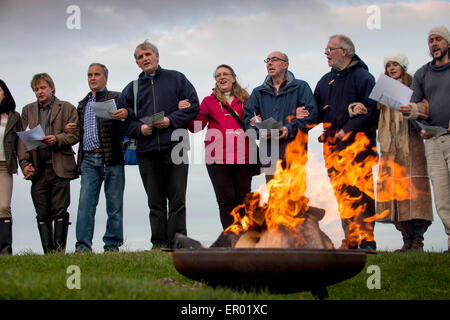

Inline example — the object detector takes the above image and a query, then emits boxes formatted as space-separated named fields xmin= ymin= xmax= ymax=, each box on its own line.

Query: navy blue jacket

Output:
xmin=314 ymin=55 xmax=378 ymax=145
xmin=244 ymin=71 xmax=318 ymax=160
xmin=117 ymin=66 xmax=200 ymax=153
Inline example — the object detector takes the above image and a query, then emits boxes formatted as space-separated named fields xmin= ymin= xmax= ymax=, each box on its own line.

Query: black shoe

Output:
xmin=0 ymin=217 xmax=12 ymax=255
xmin=359 ymin=240 xmax=377 ymax=251
xmin=104 ymin=246 xmax=119 ymax=253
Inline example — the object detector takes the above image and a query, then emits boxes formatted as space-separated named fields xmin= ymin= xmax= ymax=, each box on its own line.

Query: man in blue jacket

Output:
xmin=315 ymin=34 xmax=379 ymax=251
xmin=244 ymin=51 xmax=318 ymax=182
xmin=117 ymin=40 xmax=200 ymax=249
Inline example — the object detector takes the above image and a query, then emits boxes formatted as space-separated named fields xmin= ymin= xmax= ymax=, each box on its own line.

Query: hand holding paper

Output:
xmin=17 ymin=124 xmax=46 ymax=151
xmin=254 ymin=117 xmax=282 ymax=130
xmin=140 ymin=112 xmax=165 ymax=126
xmin=369 ymin=74 xmax=413 ymax=111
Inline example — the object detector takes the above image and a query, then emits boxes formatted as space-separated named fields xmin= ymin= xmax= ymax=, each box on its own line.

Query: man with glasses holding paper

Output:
xmin=244 ymin=51 xmax=317 ymax=182
xmin=68 ymin=63 xmax=128 ymax=253
xmin=117 ymin=40 xmax=199 ymax=249
xmin=18 ymin=73 xmax=79 ymax=254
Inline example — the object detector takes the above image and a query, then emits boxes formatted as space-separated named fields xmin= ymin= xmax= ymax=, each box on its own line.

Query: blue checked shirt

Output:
xmin=83 ymin=94 xmax=100 ymax=151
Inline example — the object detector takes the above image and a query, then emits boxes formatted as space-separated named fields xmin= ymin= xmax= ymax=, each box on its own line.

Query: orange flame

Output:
xmin=224 ymin=128 xmax=419 ymax=248
xmin=225 ymin=132 xmax=310 ymax=239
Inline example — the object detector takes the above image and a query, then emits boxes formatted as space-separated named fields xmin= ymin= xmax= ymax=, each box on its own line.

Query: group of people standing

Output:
xmin=0 ymin=25 xmax=449 ymax=255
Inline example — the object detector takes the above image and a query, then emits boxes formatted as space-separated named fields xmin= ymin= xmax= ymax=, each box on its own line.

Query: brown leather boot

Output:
xmin=394 ymin=221 xmax=412 ymax=252
xmin=409 ymin=219 xmax=431 ymax=252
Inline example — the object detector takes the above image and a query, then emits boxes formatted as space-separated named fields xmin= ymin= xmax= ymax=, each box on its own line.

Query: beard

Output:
xmin=431 ymin=46 xmax=449 ymax=61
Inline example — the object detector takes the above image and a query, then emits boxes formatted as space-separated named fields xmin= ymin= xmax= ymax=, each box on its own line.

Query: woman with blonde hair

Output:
xmin=179 ymin=64 xmax=256 ymax=229
xmin=351 ymin=52 xmax=433 ymax=251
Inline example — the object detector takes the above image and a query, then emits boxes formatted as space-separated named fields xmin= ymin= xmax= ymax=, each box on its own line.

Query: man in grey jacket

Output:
xmin=401 ymin=26 xmax=450 ymax=253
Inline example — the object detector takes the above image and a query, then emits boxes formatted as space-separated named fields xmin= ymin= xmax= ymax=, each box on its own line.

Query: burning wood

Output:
xmin=211 ymin=205 xmax=334 ymax=249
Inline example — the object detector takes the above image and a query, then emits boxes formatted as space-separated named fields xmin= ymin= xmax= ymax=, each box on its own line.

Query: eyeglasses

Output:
xmin=264 ymin=57 xmax=287 ymax=63
xmin=325 ymin=47 xmax=343 ymax=53
xmin=215 ymin=72 xmax=232 ymax=78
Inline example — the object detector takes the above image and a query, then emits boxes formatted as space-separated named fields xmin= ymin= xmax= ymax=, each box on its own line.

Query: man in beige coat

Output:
xmin=18 ymin=73 xmax=79 ymax=254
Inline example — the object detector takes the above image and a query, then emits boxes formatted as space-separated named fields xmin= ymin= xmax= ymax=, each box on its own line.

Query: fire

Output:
xmin=322 ymin=131 xmax=419 ymax=245
xmin=224 ymin=128 xmax=420 ymax=248
xmin=225 ymin=132 xmax=310 ymax=240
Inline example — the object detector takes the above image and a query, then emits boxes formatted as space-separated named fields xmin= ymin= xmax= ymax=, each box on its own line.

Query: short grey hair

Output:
xmin=281 ymin=52 xmax=289 ymax=62
xmin=330 ymin=34 xmax=355 ymax=58
xmin=88 ymin=63 xmax=108 ymax=78
xmin=134 ymin=40 xmax=159 ymax=59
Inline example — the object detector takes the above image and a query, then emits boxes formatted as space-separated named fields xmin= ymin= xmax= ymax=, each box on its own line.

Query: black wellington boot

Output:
xmin=54 ymin=215 xmax=70 ymax=253
xmin=0 ymin=217 xmax=13 ymax=255
xmin=37 ymin=220 xmax=55 ymax=254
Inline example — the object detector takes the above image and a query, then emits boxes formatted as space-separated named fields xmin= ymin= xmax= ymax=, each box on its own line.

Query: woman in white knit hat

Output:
xmin=350 ymin=52 xmax=433 ymax=252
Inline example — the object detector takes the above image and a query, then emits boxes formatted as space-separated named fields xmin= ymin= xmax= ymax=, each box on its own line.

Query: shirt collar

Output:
xmin=39 ymin=95 xmax=55 ymax=110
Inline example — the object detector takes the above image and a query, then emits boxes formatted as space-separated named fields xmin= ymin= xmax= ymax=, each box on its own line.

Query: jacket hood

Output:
xmin=0 ymin=79 xmax=16 ymax=111
xmin=263 ymin=70 xmax=296 ymax=89
xmin=331 ymin=54 xmax=369 ymax=76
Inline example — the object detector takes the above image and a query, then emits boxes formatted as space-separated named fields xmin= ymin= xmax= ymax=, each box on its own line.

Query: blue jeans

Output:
xmin=75 ymin=153 xmax=125 ymax=252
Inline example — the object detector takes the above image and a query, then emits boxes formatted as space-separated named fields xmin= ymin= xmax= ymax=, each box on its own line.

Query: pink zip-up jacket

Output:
xmin=188 ymin=91 xmax=250 ymax=164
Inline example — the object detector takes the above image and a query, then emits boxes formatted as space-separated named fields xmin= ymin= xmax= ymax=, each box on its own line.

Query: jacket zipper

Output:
xmin=151 ymin=79 xmax=160 ymax=151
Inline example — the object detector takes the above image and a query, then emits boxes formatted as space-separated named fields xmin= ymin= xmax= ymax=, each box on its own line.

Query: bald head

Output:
xmin=265 ymin=51 xmax=289 ymax=84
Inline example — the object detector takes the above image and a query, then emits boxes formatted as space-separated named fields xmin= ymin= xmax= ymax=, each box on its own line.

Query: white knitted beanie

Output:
xmin=428 ymin=26 xmax=450 ymax=45
xmin=384 ymin=52 xmax=409 ymax=71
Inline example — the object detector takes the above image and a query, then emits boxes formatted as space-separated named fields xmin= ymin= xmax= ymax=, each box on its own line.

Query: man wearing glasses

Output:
xmin=314 ymin=34 xmax=379 ymax=251
xmin=244 ymin=51 xmax=318 ymax=182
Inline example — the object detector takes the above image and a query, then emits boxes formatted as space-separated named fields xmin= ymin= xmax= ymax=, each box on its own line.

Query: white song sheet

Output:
xmin=17 ymin=124 xmax=46 ymax=151
xmin=91 ymin=99 xmax=117 ymax=119
xmin=369 ymin=73 xmax=413 ymax=111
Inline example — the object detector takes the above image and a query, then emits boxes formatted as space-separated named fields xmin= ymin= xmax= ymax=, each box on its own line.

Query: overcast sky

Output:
xmin=1 ymin=0 xmax=449 ymax=253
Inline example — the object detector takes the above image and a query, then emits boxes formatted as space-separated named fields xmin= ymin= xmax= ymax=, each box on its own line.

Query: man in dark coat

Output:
xmin=117 ymin=40 xmax=199 ymax=249
xmin=314 ymin=35 xmax=379 ymax=250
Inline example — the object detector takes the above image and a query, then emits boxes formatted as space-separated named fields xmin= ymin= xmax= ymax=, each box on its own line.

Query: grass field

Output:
xmin=0 ymin=250 xmax=449 ymax=300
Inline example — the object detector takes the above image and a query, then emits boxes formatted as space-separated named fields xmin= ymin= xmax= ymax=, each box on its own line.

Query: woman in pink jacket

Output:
xmin=180 ymin=64 xmax=256 ymax=229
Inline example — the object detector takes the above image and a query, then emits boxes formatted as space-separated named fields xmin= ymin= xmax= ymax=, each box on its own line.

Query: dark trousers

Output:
xmin=137 ymin=150 xmax=188 ymax=248
xmin=206 ymin=163 xmax=254 ymax=229
xmin=31 ymin=164 xmax=70 ymax=223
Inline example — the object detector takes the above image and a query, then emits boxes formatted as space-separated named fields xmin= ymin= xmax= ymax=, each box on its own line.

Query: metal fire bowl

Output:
xmin=172 ymin=248 xmax=368 ymax=294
